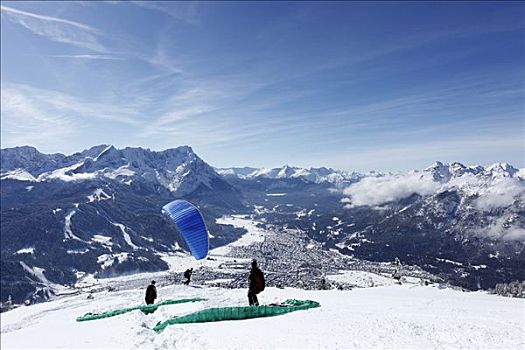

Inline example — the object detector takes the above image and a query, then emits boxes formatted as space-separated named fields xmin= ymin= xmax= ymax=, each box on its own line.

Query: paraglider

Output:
xmin=162 ymin=200 xmax=209 ymax=260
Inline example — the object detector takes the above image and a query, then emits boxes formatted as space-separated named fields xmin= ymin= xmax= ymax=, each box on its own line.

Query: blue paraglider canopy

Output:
xmin=162 ymin=200 xmax=209 ymax=260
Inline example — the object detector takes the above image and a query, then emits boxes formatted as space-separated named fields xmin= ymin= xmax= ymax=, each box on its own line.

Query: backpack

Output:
xmin=253 ymin=269 xmax=265 ymax=294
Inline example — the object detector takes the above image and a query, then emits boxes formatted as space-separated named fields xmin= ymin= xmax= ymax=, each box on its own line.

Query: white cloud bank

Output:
xmin=342 ymin=173 xmax=440 ymax=207
xmin=476 ymin=215 xmax=525 ymax=241
xmin=343 ymin=170 xmax=525 ymax=210
xmin=473 ymin=178 xmax=525 ymax=211
xmin=341 ymin=168 xmax=525 ymax=241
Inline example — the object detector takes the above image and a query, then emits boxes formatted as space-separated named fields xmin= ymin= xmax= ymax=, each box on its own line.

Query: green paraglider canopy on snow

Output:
xmin=153 ymin=299 xmax=320 ymax=332
xmin=76 ymin=298 xmax=207 ymax=322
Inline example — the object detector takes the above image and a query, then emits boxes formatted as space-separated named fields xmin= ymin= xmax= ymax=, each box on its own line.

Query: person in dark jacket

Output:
xmin=145 ymin=280 xmax=157 ymax=305
xmin=183 ymin=268 xmax=193 ymax=285
xmin=248 ymin=259 xmax=265 ymax=306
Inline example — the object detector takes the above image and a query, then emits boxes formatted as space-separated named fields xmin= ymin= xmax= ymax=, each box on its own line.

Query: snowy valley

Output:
xmin=0 ymin=144 xmax=524 ymax=348
xmin=1 ymin=145 xmax=524 ymax=304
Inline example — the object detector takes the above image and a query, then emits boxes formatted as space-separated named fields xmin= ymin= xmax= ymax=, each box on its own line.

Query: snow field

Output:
xmin=211 ymin=215 xmax=267 ymax=255
xmin=1 ymin=284 xmax=523 ymax=349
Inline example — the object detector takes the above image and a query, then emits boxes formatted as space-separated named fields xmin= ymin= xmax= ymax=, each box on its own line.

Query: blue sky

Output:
xmin=1 ymin=1 xmax=523 ymax=171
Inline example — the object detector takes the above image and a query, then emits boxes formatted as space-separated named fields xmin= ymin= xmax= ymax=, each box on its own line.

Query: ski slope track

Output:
xmin=1 ymin=282 xmax=523 ymax=349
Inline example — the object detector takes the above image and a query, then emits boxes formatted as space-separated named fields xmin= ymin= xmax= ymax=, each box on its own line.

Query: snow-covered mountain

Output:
xmin=1 ymin=145 xmax=225 ymax=197
xmin=0 ymin=145 xmax=245 ymax=304
xmin=215 ymin=166 xmax=259 ymax=178
xmin=217 ymin=165 xmax=362 ymax=185
xmin=423 ymin=160 xmax=521 ymax=181
xmin=221 ymin=160 xmax=525 ymax=290
xmin=2 ymin=144 xmax=524 ymax=305
xmin=219 ymin=161 xmax=523 ymax=186
xmin=342 ymin=160 xmax=524 ymax=209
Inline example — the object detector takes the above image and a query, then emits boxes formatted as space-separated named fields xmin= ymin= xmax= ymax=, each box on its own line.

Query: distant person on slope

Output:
xmin=394 ymin=257 xmax=401 ymax=268
xmin=248 ymin=259 xmax=265 ymax=306
xmin=320 ymin=276 xmax=328 ymax=290
xmin=145 ymin=280 xmax=157 ymax=305
xmin=392 ymin=257 xmax=402 ymax=284
xmin=183 ymin=268 xmax=193 ymax=285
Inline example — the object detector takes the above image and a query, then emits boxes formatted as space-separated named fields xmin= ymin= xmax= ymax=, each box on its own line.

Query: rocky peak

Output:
xmin=485 ymin=162 xmax=518 ymax=178
xmin=424 ymin=161 xmax=452 ymax=182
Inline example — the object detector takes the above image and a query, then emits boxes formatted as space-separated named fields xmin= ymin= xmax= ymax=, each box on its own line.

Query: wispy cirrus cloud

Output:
xmin=0 ymin=5 xmax=107 ymax=52
xmin=0 ymin=4 xmax=189 ymax=66
xmin=129 ymin=1 xmax=201 ymax=24
xmin=137 ymin=65 xmax=524 ymax=164
xmin=145 ymin=43 xmax=185 ymax=74
xmin=137 ymin=73 xmax=316 ymax=148
xmin=2 ymin=83 xmax=141 ymax=125
xmin=1 ymin=2 xmax=523 ymax=170
xmin=1 ymin=84 xmax=79 ymax=147
xmin=51 ymin=54 xmax=124 ymax=60
xmin=0 ymin=83 xmax=143 ymax=149
xmin=0 ymin=5 xmax=93 ymax=30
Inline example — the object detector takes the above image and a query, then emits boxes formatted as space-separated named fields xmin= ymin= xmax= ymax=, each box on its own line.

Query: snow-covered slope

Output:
xmin=0 ymin=145 xmax=244 ymax=305
xmin=0 ymin=169 xmax=38 ymax=182
xmin=1 ymin=282 xmax=523 ymax=349
xmin=4 ymin=213 xmax=522 ymax=348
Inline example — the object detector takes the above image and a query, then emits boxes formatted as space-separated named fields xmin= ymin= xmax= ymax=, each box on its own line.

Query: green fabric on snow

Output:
xmin=153 ymin=299 xmax=320 ymax=332
xmin=76 ymin=298 xmax=207 ymax=322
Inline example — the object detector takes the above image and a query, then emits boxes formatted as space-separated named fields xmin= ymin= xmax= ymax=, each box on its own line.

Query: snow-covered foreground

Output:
xmin=2 ymin=283 xmax=523 ymax=349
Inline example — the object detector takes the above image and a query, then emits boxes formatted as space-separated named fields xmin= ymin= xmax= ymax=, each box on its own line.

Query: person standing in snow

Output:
xmin=145 ymin=280 xmax=157 ymax=305
xmin=392 ymin=257 xmax=402 ymax=284
xmin=2 ymin=295 xmax=13 ymax=311
xmin=248 ymin=259 xmax=265 ymax=306
xmin=394 ymin=257 xmax=401 ymax=268
xmin=183 ymin=268 xmax=193 ymax=285
xmin=320 ymin=276 xmax=327 ymax=290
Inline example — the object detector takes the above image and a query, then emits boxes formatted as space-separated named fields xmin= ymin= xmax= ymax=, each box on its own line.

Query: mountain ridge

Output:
xmin=2 ymin=144 xmax=522 ymax=184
